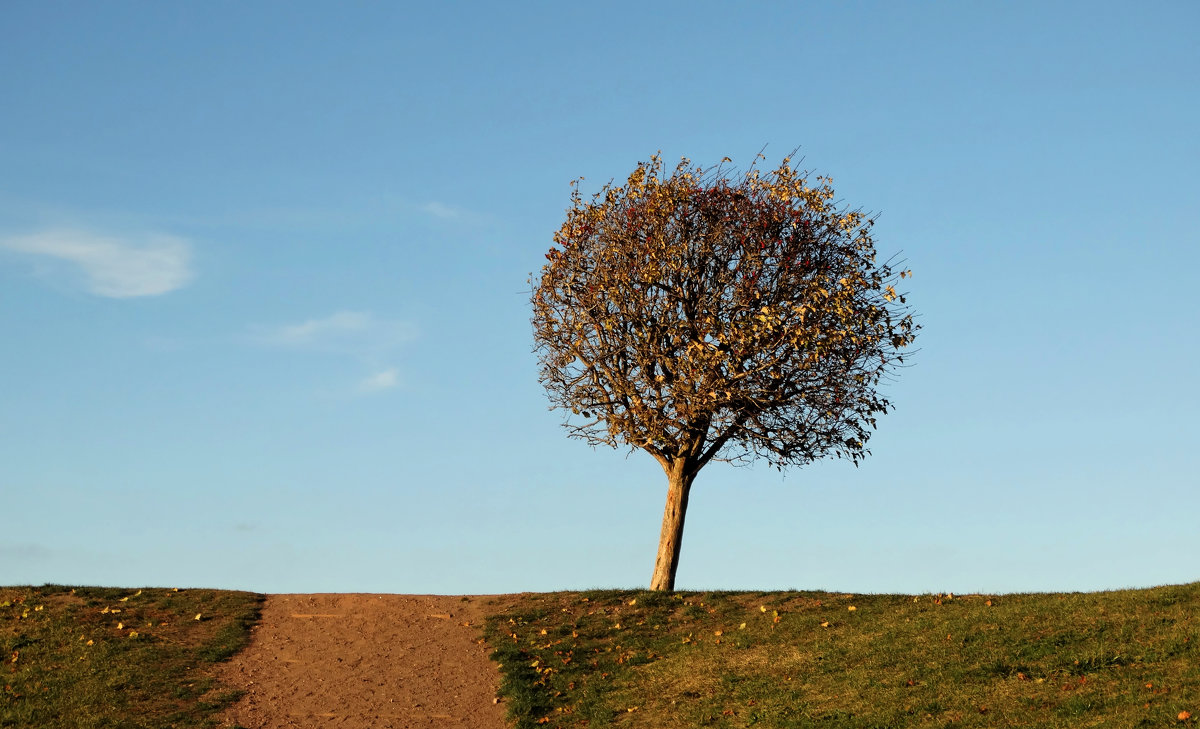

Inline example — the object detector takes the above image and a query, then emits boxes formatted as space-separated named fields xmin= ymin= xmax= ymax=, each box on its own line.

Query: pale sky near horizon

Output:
xmin=3 ymin=1 xmax=1197 ymax=596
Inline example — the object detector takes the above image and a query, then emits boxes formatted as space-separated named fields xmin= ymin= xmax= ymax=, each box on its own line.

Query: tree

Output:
xmin=531 ymin=153 xmax=918 ymax=591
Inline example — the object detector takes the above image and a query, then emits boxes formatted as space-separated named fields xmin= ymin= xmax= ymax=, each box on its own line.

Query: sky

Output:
xmin=2 ymin=1 xmax=1197 ymax=596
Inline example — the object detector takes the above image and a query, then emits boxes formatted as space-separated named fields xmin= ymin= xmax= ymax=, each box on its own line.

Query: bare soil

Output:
xmin=217 ymin=594 xmax=514 ymax=729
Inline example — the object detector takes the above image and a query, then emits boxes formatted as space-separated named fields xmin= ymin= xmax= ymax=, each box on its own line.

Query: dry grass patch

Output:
xmin=483 ymin=584 xmax=1200 ymax=728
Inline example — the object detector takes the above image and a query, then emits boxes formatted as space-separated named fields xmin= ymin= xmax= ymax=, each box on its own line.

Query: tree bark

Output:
xmin=649 ymin=461 xmax=695 ymax=591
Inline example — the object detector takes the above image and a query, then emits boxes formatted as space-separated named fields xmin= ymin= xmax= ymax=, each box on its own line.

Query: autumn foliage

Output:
xmin=531 ymin=153 xmax=918 ymax=590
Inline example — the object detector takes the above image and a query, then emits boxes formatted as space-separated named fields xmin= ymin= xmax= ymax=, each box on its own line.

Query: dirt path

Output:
xmin=217 ymin=594 xmax=512 ymax=729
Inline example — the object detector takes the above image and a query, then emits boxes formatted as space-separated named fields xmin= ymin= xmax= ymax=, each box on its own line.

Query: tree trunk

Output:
xmin=649 ymin=462 xmax=695 ymax=591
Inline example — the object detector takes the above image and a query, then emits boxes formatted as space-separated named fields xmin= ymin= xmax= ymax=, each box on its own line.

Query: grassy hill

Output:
xmin=482 ymin=583 xmax=1199 ymax=728
xmin=1 ymin=585 xmax=262 ymax=728
xmin=4 ymin=582 xmax=1197 ymax=728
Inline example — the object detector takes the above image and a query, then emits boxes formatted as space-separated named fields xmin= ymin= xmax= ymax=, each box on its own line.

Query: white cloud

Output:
xmin=358 ymin=367 xmax=399 ymax=392
xmin=1 ymin=228 xmax=193 ymax=297
xmin=257 ymin=311 xmax=416 ymax=353
xmin=255 ymin=312 xmax=415 ymax=393
xmin=420 ymin=201 xmax=464 ymax=219
xmin=253 ymin=309 xmax=412 ymax=395
xmin=266 ymin=311 xmax=373 ymax=346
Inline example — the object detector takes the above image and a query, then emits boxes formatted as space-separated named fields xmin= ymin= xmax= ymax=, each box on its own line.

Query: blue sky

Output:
xmin=2 ymin=1 xmax=1197 ymax=596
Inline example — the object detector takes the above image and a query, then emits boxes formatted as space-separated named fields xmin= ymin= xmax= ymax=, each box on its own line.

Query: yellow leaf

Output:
xmin=820 ymin=621 xmax=830 ymax=628
xmin=117 ymin=622 xmax=124 ymax=630
xmin=86 ymin=639 xmax=94 ymax=646
xmin=194 ymin=613 xmax=202 ymax=621
xmin=848 ymin=605 xmax=857 ymax=612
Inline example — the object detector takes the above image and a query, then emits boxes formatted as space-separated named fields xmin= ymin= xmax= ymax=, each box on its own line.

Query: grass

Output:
xmin=6 ymin=581 xmax=1197 ymax=728
xmin=483 ymin=582 xmax=1200 ymax=728
xmin=1 ymin=584 xmax=262 ymax=728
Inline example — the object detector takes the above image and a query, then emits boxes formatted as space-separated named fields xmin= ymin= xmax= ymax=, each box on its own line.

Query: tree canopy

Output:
xmin=531 ymin=153 xmax=918 ymax=590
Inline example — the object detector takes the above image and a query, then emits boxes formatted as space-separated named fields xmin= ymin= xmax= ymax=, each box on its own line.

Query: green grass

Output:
xmin=7 ymin=581 xmax=1197 ymax=728
xmin=1 ymin=585 xmax=262 ymax=728
xmin=482 ymin=583 xmax=1200 ymax=728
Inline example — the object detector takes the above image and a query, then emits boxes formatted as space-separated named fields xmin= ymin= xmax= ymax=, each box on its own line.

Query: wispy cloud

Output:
xmin=0 ymin=228 xmax=193 ymax=297
xmin=255 ymin=311 xmax=415 ymax=395
xmin=256 ymin=311 xmax=416 ymax=353
xmin=264 ymin=311 xmax=374 ymax=346
xmin=420 ymin=201 xmax=466 ymax=220
xmin=358 ymin=367 xmax=399 ymax=392
xmin=0 ymin=543 xmax=55 ymax=562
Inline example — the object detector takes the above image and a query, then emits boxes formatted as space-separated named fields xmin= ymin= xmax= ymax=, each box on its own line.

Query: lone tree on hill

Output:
xmin=531 ymin=153 xmax=918 ymax=591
